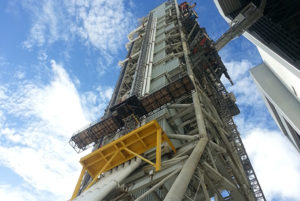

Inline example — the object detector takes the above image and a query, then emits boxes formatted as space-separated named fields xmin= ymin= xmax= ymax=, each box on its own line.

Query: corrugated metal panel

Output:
xmin=164 ymin=57 xmax=180 ymax=71
xmin=165 ymin=23 xmax=175 ymax=32
xmin=156 ymin=27 xmax=165 ymax=36
xmin=152 ymin=57 xmax=180 ymax=79
xmin=153 ymin=49 xmax=166 ymax=63
xmin=156 ymin=33 xmax=165 ymax=42
xmin=165 ymin=2 xmax=173 ymax=10
xmin=157 ymin=21 xmax=167 ymax=30
xmin=150 ymin=76 xmax=167 ymax=92
xmin=152 ymin=2 xmax=165 ymax=18
xmin=154 ymin=41 xmax=165 ymax=54
xmin=146 ymin=108 xmax=168 ymax=122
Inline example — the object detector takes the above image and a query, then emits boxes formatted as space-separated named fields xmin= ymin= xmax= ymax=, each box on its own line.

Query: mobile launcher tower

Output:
xmin=69 ymin=1 xmax=266 ymax=201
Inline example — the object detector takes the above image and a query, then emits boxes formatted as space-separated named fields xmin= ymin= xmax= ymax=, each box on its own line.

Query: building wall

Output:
xmin=250 ymin=63 xmax=300 ymax=152
xmin=214 ymin=0 xmax=300 ymax=153
xmin=244 ymin=32 xmax=300 ymax=103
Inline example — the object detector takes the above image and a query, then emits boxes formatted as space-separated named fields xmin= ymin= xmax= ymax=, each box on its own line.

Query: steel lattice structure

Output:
xmin=69 ymin=1 xmax=266 ymax=201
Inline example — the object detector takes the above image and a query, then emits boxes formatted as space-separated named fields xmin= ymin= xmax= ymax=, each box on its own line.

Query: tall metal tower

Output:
xmin=69 ymin=1 xmax=266 ymax=200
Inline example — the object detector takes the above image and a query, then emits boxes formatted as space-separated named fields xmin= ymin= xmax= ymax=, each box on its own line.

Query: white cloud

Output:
xmin=0 ymin=56 xmax=9 ymax=67
xmin=0 ymin=185 xmax=39 ymax=201
xmin=222 ymin=59 xmax=263 ymax=106
xmin=220 ymin=58 xmax=300 ymax=201
xmin=80 ymin=86 xmax=113 ymax=121
xmin=22 ymin=0 xmax=135 ymax=54
xmin=243 ymin=128 xmax=300 ymax=201
xmin=0 ymin=60 xmax=111 ymax=200
xmin=14 ymin=71 xmax=26 ymax=79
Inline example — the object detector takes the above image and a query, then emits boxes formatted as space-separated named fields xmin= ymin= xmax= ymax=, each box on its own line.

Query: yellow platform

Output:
xmin=71 ymin=120 xmax=176 ymax=200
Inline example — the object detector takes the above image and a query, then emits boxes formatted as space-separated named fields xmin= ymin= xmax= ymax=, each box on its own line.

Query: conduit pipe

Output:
xmin=164 ymin=137 xmax=208 ymax=201
xmin=126 ymin=33 xmax=145 ymax=50
xmin=142 ymin=20 xmax=155 ymax=96
xmin=164 ymin=2 xmax=210 ymax=198
xmin=118 ymin=51 xmax=140 ymax=67
xmin=73 ymin=158 xmax=141 ymax=201
xmin=167 ymin=103 xmax=193 ymax=109
xmin=165 ymin=91 xmax=209 ymax=201
xmin=167 ymin=134 xmax=199 ymax=141
xmin=128 ymin=22 xmax=148 ymax=41
xmin=135 ymin=168 xmax=181 ymax=201
xmin=145 ymin=18 xmax=157 ymax=94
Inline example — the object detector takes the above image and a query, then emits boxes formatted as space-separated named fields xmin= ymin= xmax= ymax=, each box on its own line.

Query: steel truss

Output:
xmin=70 ymin=1 xmax=266 ymax=201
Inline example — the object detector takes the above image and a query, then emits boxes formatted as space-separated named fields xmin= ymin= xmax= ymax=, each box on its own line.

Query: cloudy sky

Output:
xmin=0 ymin=0 xmax=299 ymax=201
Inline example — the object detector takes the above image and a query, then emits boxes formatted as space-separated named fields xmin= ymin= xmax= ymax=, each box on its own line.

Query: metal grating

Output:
xmin=69 ymin=117 xmax=123 ymax=152
xmin=141 ymin=75 xmax=194 ymax=113
xmin=69 ymin=75 xmax=194 ymax=152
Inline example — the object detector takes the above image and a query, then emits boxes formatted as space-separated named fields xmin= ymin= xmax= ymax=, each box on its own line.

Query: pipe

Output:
xmin=167 ymin=134 xmax=199 ymax=141
xmin=192 ymin=92 xmax=208 ymax=138
xmin=73 ymin=158 xmax=141 ymax=201
xmin=135 ymin=168 xmax=180 ymax=201
xmin=128 ymin=22 xmax=148 ymax=41
xmin=168 ymin=103 xmax=193 ymax=109
xmin=164 ymin=92 xmax=209 ymax=201
xmin=198 ymin=171 xmax=210 ymax=201
xmin=145 ymin=18 xmax=157 ymax=94
xmin=164 ymin=137 xmax=208 ymax=201
xmin=170 ymin=107 xmax=194 ymax=121
xmin=202 ymin=162 xmax=237 ymax=191
xmin=205 ymin=175 xmax=226 ymax=201
xmin=118 ymin=51 xmax=140 ymax=67
xmin=142 ymin=20 xmax=155 ymax=95
xmin=173 ymin=142 xmax=196 ymax=158
xmin=126 ymin=33 xmax=145 ymax=50
xmin=209 ymin=141 xmax=226 ymax=153
xmin=164 ymin=3 xmax=210 ymax=200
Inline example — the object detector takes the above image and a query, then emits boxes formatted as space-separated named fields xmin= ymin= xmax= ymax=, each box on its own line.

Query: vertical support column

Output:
xmin=156 ymin=128 xmax=162 ymax=171
xmin=164 ymin=2 xmax=209 ymax=201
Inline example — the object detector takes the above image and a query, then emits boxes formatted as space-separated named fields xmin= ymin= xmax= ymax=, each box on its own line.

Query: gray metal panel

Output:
xmin=157 ymin=21 xmax=167 ymax=30
xmin=146 ymin=108 xmax=168 ymax=122
xmin=250 ymin=63 xmax=300 ymax=141
xmin=153 ymin=49 xmax=166 ymax=63
xmin=152 ymin=57 xmax=180 ymax=78
xmin=156 ymin=27 xmax=165 ymax=36
xmin=156 ymin=33 xmax=165 ymax=42
xmin=152 ymin=2 xmax=166 ymax=18
xmin=165 ymin=23 xmax=175 ymax=32
xmin=154 ymin=42 xmax=166 ymax=54
xmin=150 ymin=76 xmax=167 ymax=93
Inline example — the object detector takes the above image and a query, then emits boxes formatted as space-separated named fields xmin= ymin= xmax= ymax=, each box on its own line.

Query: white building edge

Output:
xmin=214 ymin=0 xmax=300 ymax=151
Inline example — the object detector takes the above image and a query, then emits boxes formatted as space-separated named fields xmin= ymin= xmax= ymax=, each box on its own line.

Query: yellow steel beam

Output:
xmin=156 ymin=128 xmax=162 ymax=171
xmin=71 ymin=120 xmax=176 ymax=200
xmin=123 ymin=147 xmax=155 ymax=167
xmin=70 ymin=167 xmax=86 ymax=201
xmin=163 ymin=133 xmax=176 ymax=153
xmin=85 ymin=150 xmax=119 ymax=191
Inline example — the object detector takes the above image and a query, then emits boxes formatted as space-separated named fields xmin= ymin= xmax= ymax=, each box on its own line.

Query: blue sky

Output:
xmin=0 ymin=0 xmax=299 ymax=201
